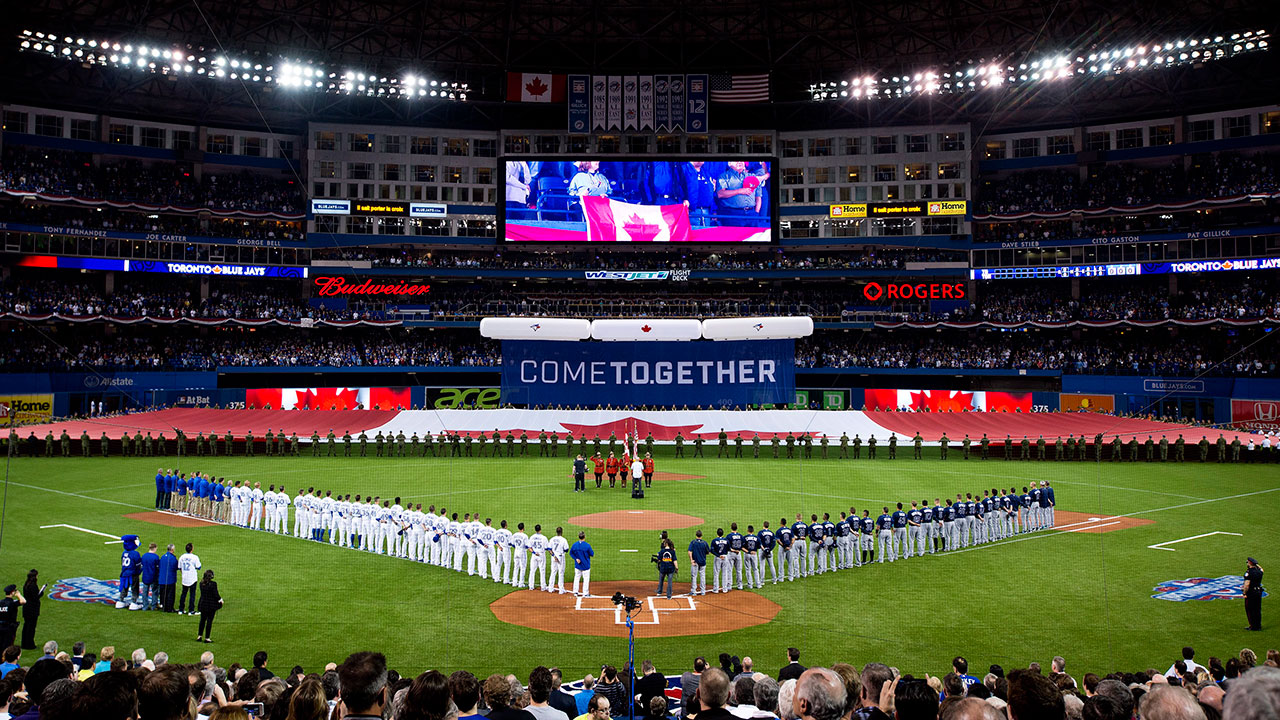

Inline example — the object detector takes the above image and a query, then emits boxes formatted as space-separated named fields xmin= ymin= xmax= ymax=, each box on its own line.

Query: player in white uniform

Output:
xmin=466 ymin=515 xmax=484 ymax=575
xmin=248 ymin=482 xmax=264 ymax=530
xmin=292 ymin=488 xmax=306 ymax=536
xmin=263 ymin=487 xmax=278 ymax=532
xmin=423 ymin=506 xmax=440 ymax=564
xmin=449 ymin=513 xmax=466 ymax=570
xmin=526 ymin=524 xmax=549 ymax=590
xmin=548 ymin=526 xmax=569 ymax=593
xmin=476 ymin=519 xmax=495 ymax=579
xmin=492 ymin=520 xmax=512 ymax=582
xmin=276 ymin=486 xmax=290 ymax=535
xmin=321 ymin=491 xmax=336 ymax=544
xmin=509 ymin=523 xmax=529 ymax=586
xmin=393 ymin=499 xmax=408 ymax=558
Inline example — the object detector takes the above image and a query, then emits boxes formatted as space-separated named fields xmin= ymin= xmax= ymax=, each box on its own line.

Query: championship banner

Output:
xmin=1061 ymin=393 xmax=1116 ymax=413
xmin=245 ymin=387 xmax=410 ymax=411
xmin=655 ymin=75 xmax=671 ymax=132
xmin=1232 ymin=399 xmax=1280 ymax=431
xmin=670 ymin=75 xmax=687 ymax=132
xmin=607 ymin=75 xmax=623 ymax=130
xmin=686 ymin=74 xmax=709 ymax=133
xmin=567 ymin=75 xmax=590 ymax=133
xmin=638 ymin=75 xmax=654 ymax=131
xmin=582 ymin=196 xmax=692 ymax=243
xmin=591 ymin=75 xmax=607 ymax=131
xmin=0 ymin=394 xmax=54 ymax=424
xmin=623 ymin=76 xmax=638 ymax=130
xmin=501 ymin=340 xmax=795 ymax=408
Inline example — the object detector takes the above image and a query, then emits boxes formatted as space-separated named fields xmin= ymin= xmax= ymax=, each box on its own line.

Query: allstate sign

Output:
xmin=501 ymin=339 xmax=794 ymax=408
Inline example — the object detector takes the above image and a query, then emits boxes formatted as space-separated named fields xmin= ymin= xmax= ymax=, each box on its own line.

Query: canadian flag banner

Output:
xmin=582 ymin=196 xmax=692 ymax=243
xmin=506 ymin=72 xmax=566 ymax=102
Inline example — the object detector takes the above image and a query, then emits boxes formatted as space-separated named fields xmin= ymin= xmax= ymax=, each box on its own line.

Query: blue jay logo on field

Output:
xmin=1151 ymin=575 xmax=1265 ymax=602
xmin=49 ymin=577 xmax=121 ymax=606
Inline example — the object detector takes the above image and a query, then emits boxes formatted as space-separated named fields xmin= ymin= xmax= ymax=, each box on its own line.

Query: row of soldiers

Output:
xmin=7 ymin=426 xmax=1274 ymax=464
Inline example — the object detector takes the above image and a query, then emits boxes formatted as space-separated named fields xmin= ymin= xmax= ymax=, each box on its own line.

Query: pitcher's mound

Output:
xmin=570 ymin=510 xmax=703 ymax=531
xmin=123 ymin=511 xmax=220 ymax=528
xmin=491 ymin=580 xmax=781 ymax=638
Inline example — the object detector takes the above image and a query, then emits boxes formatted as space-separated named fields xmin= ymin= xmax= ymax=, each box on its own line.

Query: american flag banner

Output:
xmin=710 ymin=73 xmax=770 ymax=103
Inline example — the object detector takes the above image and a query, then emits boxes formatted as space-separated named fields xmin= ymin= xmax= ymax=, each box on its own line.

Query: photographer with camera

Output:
xmin=656 ymin=539 xmax=679 ymax=599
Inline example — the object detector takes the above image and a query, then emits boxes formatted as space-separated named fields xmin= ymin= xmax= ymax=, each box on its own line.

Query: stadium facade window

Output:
xmin=1223 ymin=115 xmax=1251 ymax=138
xmin=809 ymin=167 xmax=833 ymax=184
xmin=782 ymin=168 xmax=804 ymax=185
xmin=314 ymin=131 xmax=337 ymax=151
xmin=1012 ymin=138 xmax=1039 ymax=158
xmin=828 ymin=218 xmax=864 ymax=237
xmin=568 ymin=136 xmax=590 ymax=153
xmin=445 ymin=138 xmax=470 ymax=156
xmin=312 ymin=182 xmax=325 ymax=197
xmin=838 ymin=186 xmax=852 ymax=202
xmin=878 ymin=218 xmax=913 ymax=236
xmin=982 ymin=140 xmax=1006 ymax=159
xmin=382 ymin=164 xmax=403 ymax=181
xmin=208 ymin=134 xmax=235 ymax=154
xmin=2 ymin=111 xmax=27 ymax=133
xmin=474 ymin=167 xmax=493 ymax=185
xmin=348 ymin=216 xmax=373 ymax=234
xmin=922 ymin=217 xmax=957 ymax=234
xmin=870 ymin=186 xmax=884 ymax=201
xmin=786 ymin=188 xmax=804 ymax=203
xmin=903 ymin=163 xmax=928 ymax=180
xmin=420 ymin=185 xmax=438 ymax=201
xmin=853 ymin=186 xmax=867 ymax=201
xmin=110 ymin=123 xmax=134 ymax=145
xmin=808 ymin=138 xmax=832 ymax=156
xmin=34 ymin=114 xmax=63 ymax=138
xmin=474 ymin=139 xmax=497 ymax=157
xmin=413 ymin=165 xmax=437 ymax=182
xmin=349 ymin=133 xmax=374 ymax=152
xmin=380 ymin=217 xmax=405 ymax=234
xmin=278 ymin=140 xmax=295 ymax=160
xmin=781 ymin=139 xmax=803 ymax=157
xmin=381 ymin=135 xmax=403 ymax=154
xmin=361 ymin=184 xmax=375 ymax=199
xmin=873 ymin=165 xmax=897 ymax=182
xmin=1261 ymin=111 xmax=1280 ymax=134
xmin=412 ymin=218 xmax=448 ymax=236
xmin=316 ymin=161 xmax=337 ymax=179
xmin=1047 ymin=135 xmax=1073 ymax=155
xmin=1187 ymin=119 xmax=1214 ymax=142
xmin=844 ymin=137 xmax=864 ymax=155
xmin=458 ymin=219 xmax=496 ymax=237
xmin=873 ymin=135 xmax=897 ymax=154
xmin=747 ymin=135 xmax=771 ymax=153
xmin=445 ymin=166 xmax=466 ymax=183
xmin=505 ymin=135 xmax=531 ymax=154
xmin=843 ymin=165 xmax=863 ymax=183
xmin=952 ymin=182 xmax=965 ymax=198
xmin=884 ymin=185 xmax=899 ymax=201
xmin=535 ymin=135 xmax=561 ymax=153
xmin=349 ymin=162 xmax=373 ymax=180
xmin=1115 ymin=128 xmax=1142 ymax=149
xmin=241 ymin=136 xmax=264 ymax=156
xmin=627 ymin=136 xmax=650 ymax=154
xmin=718 ymin=135 xmax=742 ymax=153
xmin=938 ymin=132 xmax=965 ymax=151
xmin=70 ymin=119 xmax=95 ymax=141
xmin=656 ymin=135 xmax=681 ymax=153
xmin=806 ymin=188 xmax=822 ymax=203
xmin=441 ymin=187 xmax=455 ymax=201
xmin=918 ymin=183 xmax=932 ymax=199
xmin=935 ymin=183 xmax=948 ymax=198
xmin=1149 ymin=125 xmax=1175 ymax=145
xmin=597 ymin=135 xmax=621 ymax=153
xmin=905 ymin=134 xmax=929 ymax=153
xmin=315 ymin=216 xmax=339 ymax=233
xmin=411 ymin=136 xmax=438 ymax=154
xmin=781 ymin=220 xmax=817 ymax=238
xmin=1085 ymin=131 xmax=1110 ymax=151
xmin=686 ymin=135 xmax=709 ymax=153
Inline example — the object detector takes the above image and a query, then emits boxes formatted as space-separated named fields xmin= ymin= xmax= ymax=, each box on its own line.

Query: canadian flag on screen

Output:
xmin=506 ymin=72 xmax=566 ymax=102
xmin=582 ymin=196 xmax=692 ymax=242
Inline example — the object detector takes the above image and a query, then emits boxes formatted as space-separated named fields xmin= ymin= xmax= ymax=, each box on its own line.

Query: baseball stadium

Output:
xmin=0 ymin=1 xmax=1277 ymax=719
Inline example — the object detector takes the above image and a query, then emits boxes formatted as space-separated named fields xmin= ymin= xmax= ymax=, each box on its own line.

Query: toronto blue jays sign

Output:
xmin=49 ymin=577 xmax=121 ymax=606
xmin=1151 ymin=575 xmax=1266 ymax=602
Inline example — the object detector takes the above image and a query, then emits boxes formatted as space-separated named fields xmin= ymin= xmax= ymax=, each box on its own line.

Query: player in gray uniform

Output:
xmin=742 ymin=526 xmax=762 ymax=589
xmin=907 ymin=502 xmax=926 ymax=558
xmin=859 ymin=511 xmax=874 ymax=566
xmin=806 ymin=514 xmax=826 ymax=575
xmin=710 ymin=528 xmax=730 ymax=593
xmin=822 ymin=514 xmax=838 ymax=571
xmin=726 ymin=524 xmax=745 ymax=590
xmin=758 ymin=522 xmax=780 ymax=584
xmin=789 ymin=515 xmax=808 ymax=579
xmin=875 ymin=508 xmax=894 ymax=563
xmin=837 ymin=512 xmax=855 ymax=569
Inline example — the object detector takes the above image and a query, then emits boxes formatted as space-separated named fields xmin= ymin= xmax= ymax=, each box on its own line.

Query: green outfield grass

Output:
xmin=0 ymin=448 xmax=1276 ymax=680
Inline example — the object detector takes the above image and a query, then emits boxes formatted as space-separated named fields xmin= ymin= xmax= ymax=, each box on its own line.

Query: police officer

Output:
xmin=1244 ymin=557 xmax=1264 ymax=631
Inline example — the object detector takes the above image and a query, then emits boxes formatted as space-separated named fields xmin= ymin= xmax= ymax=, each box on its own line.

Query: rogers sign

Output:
xmin=314 ymin=277 xmax=432 ymax=296
xmin=863 ymin=282 xmax=966 ymax=302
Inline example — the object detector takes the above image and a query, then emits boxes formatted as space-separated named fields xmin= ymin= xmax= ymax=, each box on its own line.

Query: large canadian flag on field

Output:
xmin=506 ymin=72 xmax=566 ymax=102
xmin=582 ymin=196 xmax=692 ymax=242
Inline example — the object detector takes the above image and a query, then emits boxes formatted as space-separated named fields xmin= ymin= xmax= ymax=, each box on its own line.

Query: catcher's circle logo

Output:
xmin=1151 ymin=575 xmax=1265 ymax=602
xmin=49 ymin=577 xmax=122 ymax=606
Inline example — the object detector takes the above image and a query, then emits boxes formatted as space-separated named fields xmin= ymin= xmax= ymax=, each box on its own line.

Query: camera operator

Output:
xmin=656 ymin=539 xmax=678 ymax=599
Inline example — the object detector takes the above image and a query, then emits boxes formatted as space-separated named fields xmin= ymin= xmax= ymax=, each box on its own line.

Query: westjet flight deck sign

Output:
xmin=501 ymin=340 xmax=795 ymax=407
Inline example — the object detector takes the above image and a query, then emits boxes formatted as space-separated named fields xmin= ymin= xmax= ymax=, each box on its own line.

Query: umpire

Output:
xmin=1244 ymin=557 xmax=1264 ymax=631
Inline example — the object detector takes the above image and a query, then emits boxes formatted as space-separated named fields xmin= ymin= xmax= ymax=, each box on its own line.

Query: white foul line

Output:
xmin=1148 ymin=531 xmax=1243 ymax=551
xmin=1063 ymin=521 xmax=1120 ymax=533
xmin=40 ymin=524 xmax=122 ymax=543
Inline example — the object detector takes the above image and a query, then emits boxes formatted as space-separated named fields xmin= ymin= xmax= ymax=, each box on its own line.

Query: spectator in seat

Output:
xmin=527 ymin=666 xmax=568 ymax=720
xmin=1007 ymin=669 xmax=1063 ymax=720
xmin=548 ymin=668 xmax=579 ymax=719
xmin=254 ymin=650 xmax=275 ymax=680
xmin=138 ymin=665 xmax=195 ymax=720
xmin=855 ymin=663 xmax=895 ymax=720
xmin=648 ymin=696 xmax=676 ymax=720
xmin=684 ymin=659 xmax=707 ymax=706
xmin=893 ymin=678 xmax=938 ymax=720
xmin=574 ymin=693 xmax=611 ymax=720
xmin=1223 ymin=666 xmax=1280 ymax=720
xmin=1137 ymin=685 xmax=1205 ymax=720
xmin=634 ymin=660 xmax=666 ymax=717
xmin=398 ymin=670 xmax=454 ymax=720
xmin=338 ymin=651 xmax=389 ymax=720
xmin=940 ymin=698 xmax=1003 ymax=720
xmin=595 ymin=666 xmax=627 ymax=718
xmin=485 ymin=672 xmax=536 ymax=720
xmin=1091 ymin=679 xmax=1134 ymax=720
xmin=794 ymin=669 xmax=845 ymax=720
xmin=695 ymin=668 xmax=735 ymax=720
xmin=451 ymin=670 xmax=483 ymax=720
xmin=729 ymin=675 xmax=760 ymax=718
xmin=285 ymin=677 xmax=329 ymax=720
xmin=753 ymin=677 xmax=780 ymax=720
xmin=574 ymin=676 xmax=597 ymax=716
xmin=779 ymin=649 xmax=805 ymax=683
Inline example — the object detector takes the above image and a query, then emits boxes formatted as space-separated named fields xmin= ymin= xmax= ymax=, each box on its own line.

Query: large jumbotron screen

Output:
xmin=500 ymin=157 xmax=777 ymax=242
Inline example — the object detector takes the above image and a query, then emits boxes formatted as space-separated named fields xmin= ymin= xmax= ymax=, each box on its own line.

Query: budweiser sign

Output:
xmin=314 ymin=277 xmax=431 ymax=296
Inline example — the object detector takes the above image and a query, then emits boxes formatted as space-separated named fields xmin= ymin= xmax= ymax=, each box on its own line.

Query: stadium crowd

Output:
xmin=0 ymin=146 xmax=303 ymax=216
xmin=0 ymin=641 xmax=1275 ymax=720
xmin=0 ymin=203 xmax=305 ymax=243
xmin=971 ymin=206 xmax=1280 ymax=244
xmin=977 ymin=153 xmax=1280 ymax=215
xmin=310 ymin=248 xmax=964 ymax=271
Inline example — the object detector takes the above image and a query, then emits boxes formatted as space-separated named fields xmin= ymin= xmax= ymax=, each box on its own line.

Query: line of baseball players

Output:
xmin=153 ymin=471 xmax=601 ymax=596
xmin=682 ymin=480 xmax=1058 ymax=594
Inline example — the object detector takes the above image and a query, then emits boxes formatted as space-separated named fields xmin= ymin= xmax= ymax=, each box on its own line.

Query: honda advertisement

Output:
xmin=1232 ymin=399 xmax=1280 ymax=432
